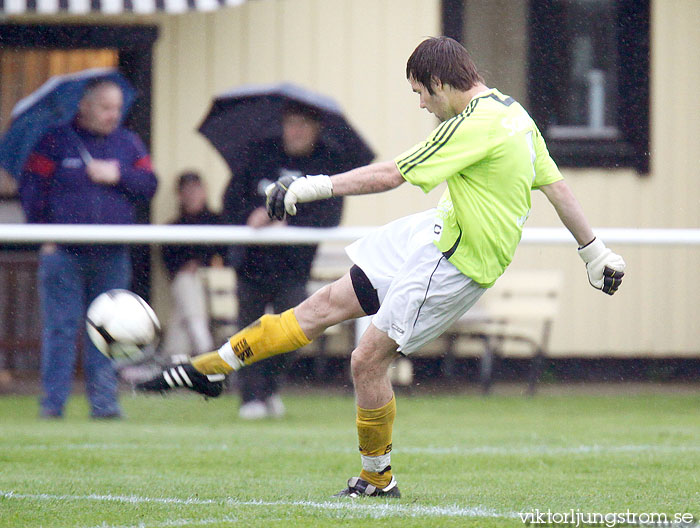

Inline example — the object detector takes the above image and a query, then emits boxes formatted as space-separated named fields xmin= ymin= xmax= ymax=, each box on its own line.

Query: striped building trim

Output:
xmin=0 ymin=0 xmax=246 ymax=15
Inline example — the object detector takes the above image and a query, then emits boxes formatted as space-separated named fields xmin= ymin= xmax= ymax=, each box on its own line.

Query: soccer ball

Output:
xmin=86 ymin=289 xmax=161 ymax=364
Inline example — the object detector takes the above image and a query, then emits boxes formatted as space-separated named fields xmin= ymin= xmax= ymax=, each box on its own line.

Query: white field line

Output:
xmin=3 ymin=442 xmax=699 ymax=456
xmin=0 ymin=491 xmax=517 ymax=520
xmin=398 ymin=444 xmax=700 ymax=456
xmin=83 ymin=517 xmax=246 ymax=528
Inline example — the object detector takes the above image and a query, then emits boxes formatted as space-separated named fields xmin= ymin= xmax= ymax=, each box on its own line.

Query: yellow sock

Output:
xmin=357 ymin=394 xmax=396 ymax=489
xmin=190 ymin=350 xmax=232 ymax=375
xmin=191 ymin=309 xmax=311 ymax=375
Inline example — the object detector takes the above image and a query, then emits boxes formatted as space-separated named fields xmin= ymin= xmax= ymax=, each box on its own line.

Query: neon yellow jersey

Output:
xmin=394 ymin=88 xmax=563 ymax=287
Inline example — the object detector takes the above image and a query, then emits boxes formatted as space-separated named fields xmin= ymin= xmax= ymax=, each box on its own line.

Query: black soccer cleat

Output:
xmin=135 ymin=363 xmax=225 ymax=398
xmin=333 ymin=476 xmax=401 ymax=498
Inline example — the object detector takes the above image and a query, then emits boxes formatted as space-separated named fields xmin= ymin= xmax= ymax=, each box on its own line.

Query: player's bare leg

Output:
xmin=295 ymin=273 xmax=366 ymax=341
xmin=351 ymin=325 xmax=397 ymax=409
xmin=206 ymin=272 xmax=365 ymax=370
xmin=136 ymin=273 xmax=365 ymax=393
xmin=137 ymin=270 xmax=401 ymax=497
xmin=334 ymin=324 xmax=401 ymax=498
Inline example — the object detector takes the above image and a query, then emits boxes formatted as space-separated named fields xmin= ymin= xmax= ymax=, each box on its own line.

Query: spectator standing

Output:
xmin=19 ymin=79 xmax=157 ymax=419
xmin=160 ymin=171 xmax=224 ymax=362
xmin=222 ymin=103 xmax=353 ymax=419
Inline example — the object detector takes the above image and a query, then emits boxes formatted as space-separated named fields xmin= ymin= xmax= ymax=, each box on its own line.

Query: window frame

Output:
xmin=527 ymin=0 xmax=650 ymax=174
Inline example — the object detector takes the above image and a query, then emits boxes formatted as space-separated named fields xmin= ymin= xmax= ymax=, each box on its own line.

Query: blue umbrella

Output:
xmin=198 ymin=83 xmax=375 ymax=174
xmin=0 ymin=68 xmax=135 ymax=179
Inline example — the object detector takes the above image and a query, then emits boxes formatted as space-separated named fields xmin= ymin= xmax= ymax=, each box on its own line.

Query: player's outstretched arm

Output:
xmin=266 ymin=161 xmax=404 ymax=220
xmin=539 ymin=180 xmax=626 ymax=295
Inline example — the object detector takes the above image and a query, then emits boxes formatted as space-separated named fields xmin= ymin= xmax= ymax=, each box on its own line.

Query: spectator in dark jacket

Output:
xmin=160 ymin=171 xmax=224 ymax=361
xmin=222 ymin=102 xmax=355 ymax=419
xmin=19 ymin=79 xmax=157 ymax=419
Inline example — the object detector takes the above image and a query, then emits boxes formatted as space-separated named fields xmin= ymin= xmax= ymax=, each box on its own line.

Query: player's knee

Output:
xmin=350 ymin=347 xmax=371 ymax=380
xmin=350 ymin=345 xmax=387 ymax=381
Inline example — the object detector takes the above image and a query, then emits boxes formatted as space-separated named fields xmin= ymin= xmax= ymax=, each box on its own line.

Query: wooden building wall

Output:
xmin=5 ymin=0 xmax=697 ymax=358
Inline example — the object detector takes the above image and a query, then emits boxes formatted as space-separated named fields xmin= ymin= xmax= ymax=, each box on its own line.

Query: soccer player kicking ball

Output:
xmin=138 ymin=36 xmax=625 ymax=498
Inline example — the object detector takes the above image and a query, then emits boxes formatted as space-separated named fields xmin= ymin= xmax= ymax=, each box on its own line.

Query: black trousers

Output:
xmin=236 ymin=277 xmax=308 ymax=403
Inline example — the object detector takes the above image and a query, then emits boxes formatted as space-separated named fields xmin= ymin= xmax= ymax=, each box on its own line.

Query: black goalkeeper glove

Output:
xmin=577 ymin=238 xmax=626 ymax=295
xmin=265 ymin=175 xmax=298 ymax=220
xmin=265 ymin=174 xmax=333 ymax=220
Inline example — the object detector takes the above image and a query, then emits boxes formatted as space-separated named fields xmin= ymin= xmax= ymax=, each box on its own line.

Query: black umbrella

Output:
xmin=198 ymin=83 xmax=374 ymax=173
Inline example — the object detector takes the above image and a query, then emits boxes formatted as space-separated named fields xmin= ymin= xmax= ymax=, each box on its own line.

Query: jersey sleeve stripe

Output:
xmin=399 ymin=116 xmax=463 ymax=174
xmin=396 ymin=117 xmax=456 ymax=172
xmin=398 ymin=116 xmax=463 ymax=174
xmin=397 ymin=101 xmax=477 ymax=170
xmin=398 ymin=99 xmax=479 ymax=175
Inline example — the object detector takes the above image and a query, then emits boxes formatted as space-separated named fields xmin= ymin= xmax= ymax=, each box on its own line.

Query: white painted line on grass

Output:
xmin=0 ymin=490 xmax=517 ymax=520
xmin=83 ymin=516 xmax=246 ymax=528
xmin=4 ymin=442 xmax=699 ymax=456
xmin=4 ymin=442 xmax=142 ymax=450
xmin=398 ymin=444 xmax=700 ymax=456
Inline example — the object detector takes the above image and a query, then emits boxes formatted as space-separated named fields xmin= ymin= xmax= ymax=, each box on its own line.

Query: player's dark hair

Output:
xmin=406 ymin=36 xmax=484 ymax=95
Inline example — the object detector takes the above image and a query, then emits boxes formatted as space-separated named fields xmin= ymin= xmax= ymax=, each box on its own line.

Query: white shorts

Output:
xmin=345 ymin=209 xmax=486 ymax=355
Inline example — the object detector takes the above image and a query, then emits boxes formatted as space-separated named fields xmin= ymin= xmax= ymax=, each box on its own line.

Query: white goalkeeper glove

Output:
xmin=265 ymin=174 xmax=333 ymax=220
xmin=577 ymin=237 xmax=626 ymax=295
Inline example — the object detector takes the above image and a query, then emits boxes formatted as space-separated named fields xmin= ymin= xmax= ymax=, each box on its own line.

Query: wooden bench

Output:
xmin=299 ymin=244 xmax=356 ymax=377
xmin=200 ymin=245 xmax=356 ymax=364
xmin=440 ymin=269 xmax=564 ymax=395
xmin=303 ymin=252 xmax=564 ymax=393
xmin=200 ymin=266 xmax=239 ymax=343
xmin=201 ymin=251 xmax=564 ymax=394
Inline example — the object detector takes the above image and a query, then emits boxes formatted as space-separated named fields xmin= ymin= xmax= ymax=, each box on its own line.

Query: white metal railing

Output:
xmin=0 ymin=224 xmax=699 ymax=246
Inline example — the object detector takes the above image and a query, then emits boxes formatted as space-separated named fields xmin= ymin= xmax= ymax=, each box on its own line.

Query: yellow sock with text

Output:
xmin=357 ymin=395 xmax=396 ymax=489
xmin=191 ymin=309 xmax=311 ymax=375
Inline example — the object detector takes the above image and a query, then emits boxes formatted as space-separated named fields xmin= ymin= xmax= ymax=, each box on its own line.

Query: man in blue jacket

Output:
xmin=19 ymin=78 xmax=157 ymax=419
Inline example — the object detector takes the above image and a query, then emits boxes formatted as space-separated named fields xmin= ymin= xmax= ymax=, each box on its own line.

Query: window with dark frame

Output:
xmin=528 ymin=0 xmax=650 ymax=174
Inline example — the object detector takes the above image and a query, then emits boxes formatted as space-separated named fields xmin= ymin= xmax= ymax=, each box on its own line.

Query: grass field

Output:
xmin=1 ymin=389 xmax=698 ymax=527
